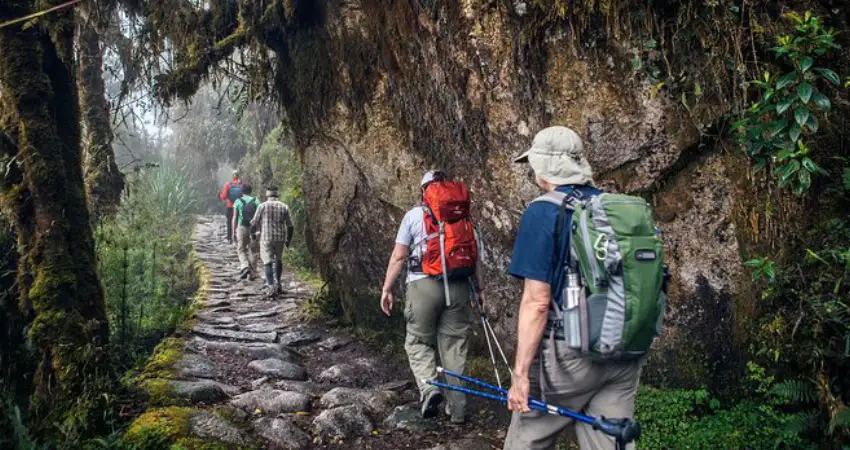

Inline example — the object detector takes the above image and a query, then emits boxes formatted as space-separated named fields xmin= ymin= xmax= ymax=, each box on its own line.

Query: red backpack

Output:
xmin=420 ymin=181 xmax=478 ymax=281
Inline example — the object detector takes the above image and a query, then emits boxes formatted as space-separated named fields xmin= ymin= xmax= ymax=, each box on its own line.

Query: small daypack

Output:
xmin=420 ymin=181 xmax=478 ymax=305
xmin=227 ymin=182 xmax=243 ymax=202
xmin=533 ymin=190 xmax=668 ymax=360
xmin=239 ymin=197 xmax=259 ymax=226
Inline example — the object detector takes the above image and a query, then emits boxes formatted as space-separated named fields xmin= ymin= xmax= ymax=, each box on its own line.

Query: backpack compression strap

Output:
xmin=530 ymin=191 xmax=592 ymax=353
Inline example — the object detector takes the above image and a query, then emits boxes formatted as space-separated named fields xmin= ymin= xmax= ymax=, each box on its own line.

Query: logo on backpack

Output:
xmin=239 ymin=197 xmax=259 ymax=226
xmin=227 ymin=182 xmax=243 ymax=202
xmin=533 ymin=191 xmax=669 ymax=361
xmin=420 ymin=181 xmax=478 ymax=287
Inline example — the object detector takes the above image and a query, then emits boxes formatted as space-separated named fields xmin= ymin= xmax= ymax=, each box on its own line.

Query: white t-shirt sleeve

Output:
xmin=395 ymin=210 xmax=415 ymax=246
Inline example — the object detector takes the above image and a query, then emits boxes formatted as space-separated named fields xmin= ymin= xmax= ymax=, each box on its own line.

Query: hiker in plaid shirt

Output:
xmin=250 ymin=187 xmax=294 ymax=293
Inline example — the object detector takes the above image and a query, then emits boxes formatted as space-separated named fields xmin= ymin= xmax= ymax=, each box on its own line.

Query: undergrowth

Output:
xmin=95 ymin=160 xmax=201 ymax=368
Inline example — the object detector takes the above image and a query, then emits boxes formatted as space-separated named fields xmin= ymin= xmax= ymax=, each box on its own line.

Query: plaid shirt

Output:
xmin=250 ymin=198 xmax=293 ymax=244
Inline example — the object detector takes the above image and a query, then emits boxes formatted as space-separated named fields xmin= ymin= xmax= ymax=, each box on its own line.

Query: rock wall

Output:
xmin=282 ymin=0 xmax=750 ymax=387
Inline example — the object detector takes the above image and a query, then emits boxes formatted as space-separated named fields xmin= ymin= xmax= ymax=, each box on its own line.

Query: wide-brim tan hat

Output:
xmin=514 ymin=126 xmax=594 ymax=186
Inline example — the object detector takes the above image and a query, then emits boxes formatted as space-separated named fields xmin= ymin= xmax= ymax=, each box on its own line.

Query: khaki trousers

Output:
xmin=260 ymin=241 xmax=284 ymax=265
xmin=236 ymin=226 xmax=259 ymax=274
xmin=404 ymin=277 xmax=473 ymax=418
xmin=503 ymin=337 xmax=643 ymax=450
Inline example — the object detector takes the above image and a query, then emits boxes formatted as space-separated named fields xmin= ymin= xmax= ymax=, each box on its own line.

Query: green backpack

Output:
xmin=533 ymin=191 xmax=668 ymax=360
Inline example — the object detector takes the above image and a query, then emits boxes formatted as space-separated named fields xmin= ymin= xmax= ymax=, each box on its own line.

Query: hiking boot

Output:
xmin=445 ymin=405 xmax=465 ymax=425
xmin=421 ymin=390 xmax=443 ymax=419
xmin=239 ymin=267 xmax=250 ymax=280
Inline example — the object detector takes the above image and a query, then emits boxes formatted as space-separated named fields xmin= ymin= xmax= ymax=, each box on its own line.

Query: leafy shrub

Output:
xmin=636 ymin=385 xmax=812 ymax=449
xmin=733 ymin=11 xmax=842 ymax=195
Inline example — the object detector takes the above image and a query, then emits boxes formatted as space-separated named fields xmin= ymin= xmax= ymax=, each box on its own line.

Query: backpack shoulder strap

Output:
xmin=531 ymin=191 xmax=569 ymax=206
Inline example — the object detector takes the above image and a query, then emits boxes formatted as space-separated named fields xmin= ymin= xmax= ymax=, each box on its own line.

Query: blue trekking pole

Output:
xmin=427 ymin=367 xmax=640 ymax=449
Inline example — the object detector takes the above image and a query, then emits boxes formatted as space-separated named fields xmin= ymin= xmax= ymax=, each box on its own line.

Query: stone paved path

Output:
xmin=128 ymin=215 xmax=507 ymax=449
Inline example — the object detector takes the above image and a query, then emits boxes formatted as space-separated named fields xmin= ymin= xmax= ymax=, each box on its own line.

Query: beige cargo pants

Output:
xmin=404 ymin=277 xmax=473 ymax=418
xmin=236 ymin=226 xmax=260 ymax=275
xmin=503 ymin=337 xmax=644 ymax=450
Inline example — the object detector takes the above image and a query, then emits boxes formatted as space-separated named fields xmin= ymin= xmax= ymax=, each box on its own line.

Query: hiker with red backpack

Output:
xmin=219 ymin=170 xmax=243 ymax=244
xmin=380 ymin=170 xmax=488 ymax=424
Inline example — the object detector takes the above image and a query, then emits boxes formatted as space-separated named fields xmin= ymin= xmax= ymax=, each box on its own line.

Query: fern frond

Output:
xmin=786 ymin=410 xmax=819 ymax=434
xmin=770 ymin=379 xmax=818 ymax=404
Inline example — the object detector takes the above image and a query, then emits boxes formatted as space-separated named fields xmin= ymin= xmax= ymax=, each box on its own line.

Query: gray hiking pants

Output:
xmin=404 ymin=277 xmax=473 ymax=419
xmin=503 ymin=336 xmax=643 ymax=450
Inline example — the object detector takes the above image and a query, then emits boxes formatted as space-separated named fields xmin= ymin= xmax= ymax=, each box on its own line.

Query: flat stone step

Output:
xmin=236 ymin=310 xmax=280 ymax=321
xmin=248 ymin=358 xmax=307 ymax=380
xmin=193 ymin=325 xmax=277 ymax=343
xmin=230 ymin=389 xmax=312 ymax=415
xmin=279 ymin=330 xmax=322 ymax=347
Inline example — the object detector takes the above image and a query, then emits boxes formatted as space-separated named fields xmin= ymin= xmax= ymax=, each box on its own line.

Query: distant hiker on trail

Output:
xmin=232 ymin=183 xmax=261 ymax=280
xmin=380 ymin=170 xmax=488 ymax=425
xmin=504 ymin=126 xmax=667 ymax=450
xmin=250 ymin=187 xmax=294 ymax=294
xmin=219 ymin=170 xmax=243 ymax=244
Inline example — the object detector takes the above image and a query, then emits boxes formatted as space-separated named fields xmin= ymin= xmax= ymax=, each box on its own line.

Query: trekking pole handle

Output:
xmin=592 ymin=417 xmax=641 ymax=447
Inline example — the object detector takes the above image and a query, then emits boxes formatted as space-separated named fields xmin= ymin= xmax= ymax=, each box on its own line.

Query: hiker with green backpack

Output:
xmin=232 ymin=183 xmax=261 ymax=280
xmin=504 ymin=126 xmax=669 ymax=450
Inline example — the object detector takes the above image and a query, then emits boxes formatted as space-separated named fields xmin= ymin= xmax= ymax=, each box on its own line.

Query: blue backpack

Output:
xmin=227 ymin=183 xmax=243 ymax=202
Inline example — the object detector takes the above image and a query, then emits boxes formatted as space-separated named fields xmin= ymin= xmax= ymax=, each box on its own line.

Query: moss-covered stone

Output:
xmin=139 ymin=337 xmax=185 ymax=382
xmin=122 ymin=407 xmax=256 ymax=450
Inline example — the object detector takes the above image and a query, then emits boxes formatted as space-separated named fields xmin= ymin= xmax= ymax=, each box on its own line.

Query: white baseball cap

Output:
xmin=420 ymin=170 xmax=442 ymax=187
xmin=513 ymin=126 xmax=594 ymax=186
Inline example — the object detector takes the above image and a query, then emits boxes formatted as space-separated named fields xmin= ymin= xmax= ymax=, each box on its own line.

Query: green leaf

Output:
xmin=802 ymin=157 xmax=829 ymax=176
xmin=780 ymin=159 xmax=801 ymax=186
xmin=806 ymin=115 xmax=819 ymax=133
xmin=776 ymin=97 xmax=794 ymax=115
xmin=744 ymin=258 xmax=764 ymax=268
xmin=842 ymin=168 xmax=850 ymax=191
xmin=794 ymin=107 xmax=810 ymax=126
xmin=814 ymin=68 xmax=841 ymax=86
xmin=797 ymin=168 xmax=812 ymax=193
xmin=790 ymin=124 xmax=803 ymax=142
xmin=769 ymin=119 xmax=788 ymax=137
xmin=797 ymin=82 xmax=813 ymax=103
xmin=763 ymin=262 xmax=776 ymax=282
xmin=811 ymin=91 xmax=831 ymax=110
xmin=730 ymin=119 xmax=748 ymax=131
xmin=799 ymin=57 xmax=814 ymax=72
xmin=776 ymin=71 xmax=798 ymax=89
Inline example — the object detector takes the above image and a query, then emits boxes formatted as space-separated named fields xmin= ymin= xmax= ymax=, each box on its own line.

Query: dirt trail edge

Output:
xmin=124 ymin=215 xmax=507 ymax=450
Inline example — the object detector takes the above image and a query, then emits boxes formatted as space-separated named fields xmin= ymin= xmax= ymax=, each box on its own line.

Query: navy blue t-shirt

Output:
xmin=509 ymin=185 xmax=601 ymax=306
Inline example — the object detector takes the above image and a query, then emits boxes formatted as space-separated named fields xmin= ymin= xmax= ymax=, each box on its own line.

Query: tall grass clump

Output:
xmin=95 ymin=160 xmax=202 ymax=367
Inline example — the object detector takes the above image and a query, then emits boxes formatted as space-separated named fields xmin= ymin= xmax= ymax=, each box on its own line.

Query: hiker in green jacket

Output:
xmin=232 ymin=183 xmax=261 ymax=280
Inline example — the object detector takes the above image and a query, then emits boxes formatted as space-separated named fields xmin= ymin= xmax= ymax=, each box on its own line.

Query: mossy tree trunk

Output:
xmin=77 ymin=9 xmax=125 ymax=220
xmin=0 ymin=0 xmax=110 ymax=439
